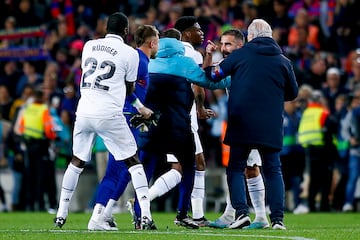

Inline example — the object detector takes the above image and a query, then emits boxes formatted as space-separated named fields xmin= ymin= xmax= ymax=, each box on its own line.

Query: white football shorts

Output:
xmin=247 ymin=149 xmax=262 ymax=167
xmin=72 ymin=116 xmax=137 ymax=162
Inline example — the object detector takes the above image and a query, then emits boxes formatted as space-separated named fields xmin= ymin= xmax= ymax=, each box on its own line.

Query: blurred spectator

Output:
xmin=59 ymin=82 xmax=78 ymax=122
xmin=9 ymin=84 xmax=34 ymax=123
xmin=345 ymin=56 xmax=360 ymax=90
xmin=142 ymin=7 xmax=158 ymax=26
xmin=281 ymin=99 xmax=305 ymax=212
xmin=331 ymin=93 xmax=350 ymax=211
xmin=0 ymin=61 xmax=22 ymax=99
xmin=288 ymin=0 xmax=336 ymax=46
xmin=6 ymin=85 xmax=35 ymax=211
xmin=298 ymin=90 xmax=338 ymax=212
xmin=288 ymin=8 xmax=320 ymax=50
xmin=0 ymin=1 xmax=17 ymax=24
xmin=268 ymin=0 xmax=293 ymax=47
xmin=52 ymin=19 xmax=73 ymax=52
xmin=67 ymin=39 xmax=84 ymax=66
xmin=343 ymin=48 xmax=360 ymax=75
xmin=324 ymin=51 xmax=342 ymax=69
xmin=330 ymin=0 xmax=359 ymax=65
xmin=54 ymin=109 xmax=73 ymax=169
xmin=0 ymin=16 xmax=19 ymax=48
xmin=16 ymin=88 xmax=57 ymax=211
xmin=239 ymin=0 xmax=259 ymax=32
xmin=182 ymin=0 xmax=198 ymax=16
xmin=342 ymin=87 xmax=360 ymax=212
xmin=13 ymin=0 xmax=40 ymax=28
xmin=68 ymin=22 xmax=91 ymax=46
xmin=0 ymin=116 xmax=11 ymax=212
xmin=42 ymin=62 xmax=64 ymax=114
xmin=15 ymin=61 xmax=43 ymax=98
xmin=301 ymin=54 xmax=327 ymax=89
xmin=227 ymin=0 xmax=244 ymax=24
xmin=296 ymin=84 xmax=314 ymax=112
xmin=50 ymin=0 xmax=76 ymax=36
xmin=165 ymin=4 xmax=184 ymax=29
xmin=156 ymin=0 xmax=173 ymax=31
xmin=93 ymin=14 xmax=108 ymax=39
xmin=54 ymin=48 xmax=71 ymax=87
xmin=202 ymin=0 xmax=227 ymax=22
xmin=322 ymin=67 xmax=350 ymax=114
xmin=0 ymin=84 xmax=14 ymax=121
xmin=288 ymin=0 xmax=322 ymax=22
xmin=74 ymin=2 xmax=96 ymax=28
xmin=284 ymin=26 xmax=316 ymax=72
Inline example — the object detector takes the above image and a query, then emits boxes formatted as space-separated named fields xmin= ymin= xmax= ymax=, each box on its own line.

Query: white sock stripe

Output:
xmin=248 ymin=188 xmax=265 ymax=193
xmin=128 ymin=164 xmax=143 ymax=174
xmin=68 ymin=163 xmax=84 ymax=174
xmin=159 ymin=176 xmax=171 ymax=191
xmin=195 ymin=170 xmax=205 ymax=177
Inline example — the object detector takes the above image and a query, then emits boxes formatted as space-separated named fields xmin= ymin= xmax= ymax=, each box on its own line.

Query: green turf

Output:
xmin=0 ymin=212 xmax=359 ymax=240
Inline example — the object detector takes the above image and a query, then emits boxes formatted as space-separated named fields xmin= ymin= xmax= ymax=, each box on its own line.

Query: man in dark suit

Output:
xmin=205 ymin=19 xmax=298 ymax=230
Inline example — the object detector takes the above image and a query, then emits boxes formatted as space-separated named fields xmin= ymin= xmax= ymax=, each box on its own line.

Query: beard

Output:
xmin=222 ymin=52 xmax=230 ymax=58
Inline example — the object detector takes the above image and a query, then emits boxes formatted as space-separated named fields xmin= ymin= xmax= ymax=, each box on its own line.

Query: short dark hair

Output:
xmin=221 ymin=29 xmax=245 ymax=43
xmin=106 ymin=12 xmax=129 ymax=35
xmin=34 ymin=88 xmax=44 ymax=101
xmin=134 ymin=25 xmax=159 ymax=47
xmin=161 ymin=28 xmax=181 ymax=40
xmin=174 ymin=16 xmax=197 ymax=33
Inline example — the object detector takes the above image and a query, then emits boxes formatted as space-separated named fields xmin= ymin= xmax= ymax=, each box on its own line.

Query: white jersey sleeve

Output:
xmin=76 ymin=34 xmax=139 ymax=119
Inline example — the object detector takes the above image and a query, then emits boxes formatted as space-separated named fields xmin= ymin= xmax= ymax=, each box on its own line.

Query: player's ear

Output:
xmin=123 ymin=27 xmax=129 ymax=37
xmin=150 ymin=39 xmax=156 ymax=48
xmin=182 ymin=31 xmax=191 ymax=40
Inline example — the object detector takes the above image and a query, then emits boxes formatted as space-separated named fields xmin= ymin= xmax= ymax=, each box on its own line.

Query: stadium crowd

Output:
xmin=0 ymin=0 xmax=360 ymax=217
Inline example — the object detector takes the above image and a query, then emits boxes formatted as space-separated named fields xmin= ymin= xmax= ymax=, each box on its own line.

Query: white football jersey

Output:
xmin=182 ymin=41 xmax=203 ymax=132
xmin=182 ymin=41 xmax=203 ymax=65
xmin=76 ymin=34 xmax=139 ymax=118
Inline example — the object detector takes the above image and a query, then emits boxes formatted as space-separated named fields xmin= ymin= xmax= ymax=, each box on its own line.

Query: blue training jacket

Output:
xmin=149 ymin=38 xmax=230 ymax=90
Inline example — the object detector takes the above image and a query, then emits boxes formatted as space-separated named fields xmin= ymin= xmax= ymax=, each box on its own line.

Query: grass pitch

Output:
xmin=0 ymin=212 xmax=359 ymax=240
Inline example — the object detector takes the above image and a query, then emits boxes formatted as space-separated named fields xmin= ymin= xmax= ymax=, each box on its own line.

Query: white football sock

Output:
xmin=128 ymin=164 xmax=151 ymax=220
xmin=247 ymin=175 xmax=267 ymax=222
xmin=191 ymin=170 xmax=205 ymax=219
xmin=219 ymin=194 xmax=235 ymax=223
xmin=149 ymin=169 xmax=182 ymax=201
xmin=90 ymin=203 xmax=105 ymax=222
xmin=104 ymin=198 xmax=116 ymax=219
xmin=56 ymin=163 xmax=83 ymax=218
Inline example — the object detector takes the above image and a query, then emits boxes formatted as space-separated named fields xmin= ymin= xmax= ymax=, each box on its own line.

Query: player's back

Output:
xmin=76 ymin=34 xmax=139 ymax=119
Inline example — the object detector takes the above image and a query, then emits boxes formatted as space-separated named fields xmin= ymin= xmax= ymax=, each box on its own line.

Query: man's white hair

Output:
xmin=247 ymin=19 xmax=272 ymax=39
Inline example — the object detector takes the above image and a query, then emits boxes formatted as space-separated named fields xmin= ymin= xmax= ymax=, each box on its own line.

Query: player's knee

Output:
xmin=171 ymin=163 xmax=182 ymax=174
xmin=245 ymin=165 xmax=260 ymax=178
xmin=71 ymin=156 xmax=86 ymax=168
xmin=124 ymin=155 xmax=141 ymax=168
xmin=195 ymin=153 xmax=206 ymax=170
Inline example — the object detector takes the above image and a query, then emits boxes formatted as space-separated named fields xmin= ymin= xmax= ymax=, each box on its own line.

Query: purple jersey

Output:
xmin=123 ymin=48 xmax=150 ymax=116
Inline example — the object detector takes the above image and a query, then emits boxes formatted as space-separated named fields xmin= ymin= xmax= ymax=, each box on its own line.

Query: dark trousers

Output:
xmin=24 ymin=138 xmax=57 ymax=211
xmin=280 ymin=151 xmax=305 ymax=207
xmin=306 ymin=146 xmax=333 ymax=211
xmin=227 ymin=145 xmax=285 ymax=222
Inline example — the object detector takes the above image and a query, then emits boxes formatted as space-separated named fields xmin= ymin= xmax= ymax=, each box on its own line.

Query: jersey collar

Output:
xmin=182 ymin=41 xmax=194 ymax=50
xmin=105 ymin=34 xmax=124 ymax=43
